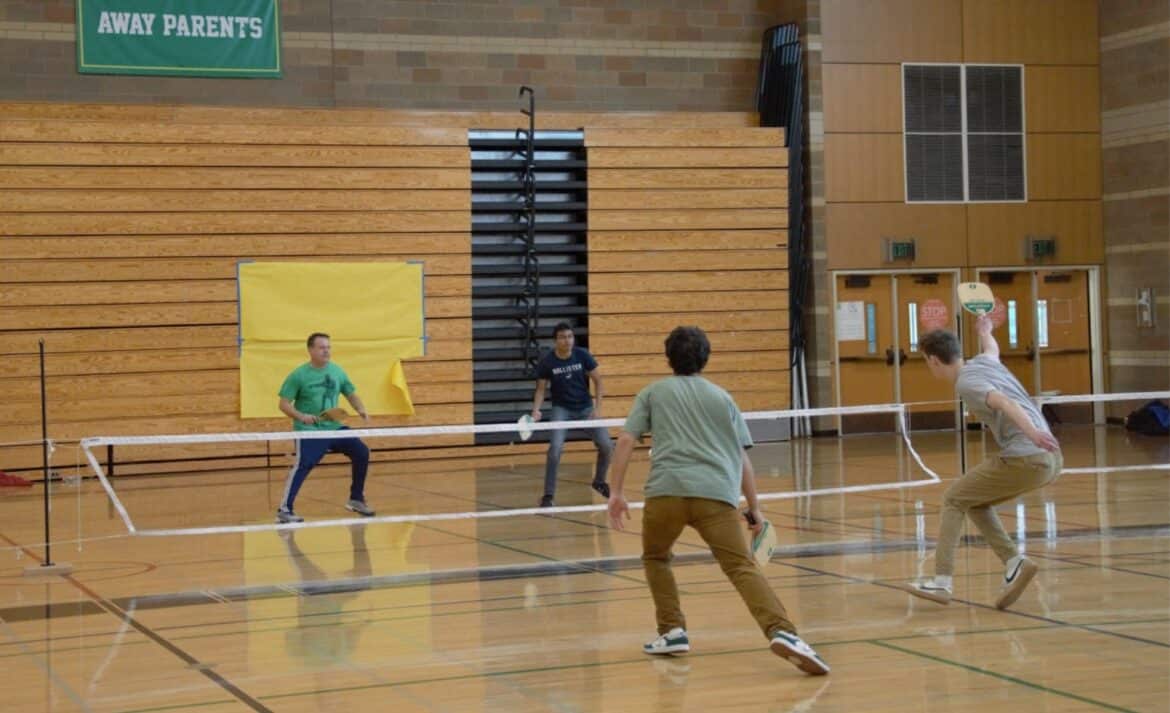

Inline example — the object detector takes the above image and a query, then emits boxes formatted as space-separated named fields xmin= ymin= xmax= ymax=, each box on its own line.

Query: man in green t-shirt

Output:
xmin=276 ymin=332 xmax=375 ymax=523
xmin=607 ymin=326 xmax=828 ymax=675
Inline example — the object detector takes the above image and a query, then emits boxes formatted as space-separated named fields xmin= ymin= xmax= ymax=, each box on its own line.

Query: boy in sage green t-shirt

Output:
xmin=607 ymin=326 xmax=829 ymax=676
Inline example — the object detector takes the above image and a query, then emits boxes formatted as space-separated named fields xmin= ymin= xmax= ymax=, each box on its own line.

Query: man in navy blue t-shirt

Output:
xmin=530 ymin=322 xmax=613 ymax=507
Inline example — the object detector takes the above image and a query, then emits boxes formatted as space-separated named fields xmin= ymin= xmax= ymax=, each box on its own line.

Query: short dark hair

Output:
xmin=919 ymin=329 xmax=961 ymax=364
xmin=307 ymin=332 xmax=330 ymax=348
xmin=552 ymin=322 xmax=574 ymax=338
xmin=665 ymin=326 xmax=710 ymax=375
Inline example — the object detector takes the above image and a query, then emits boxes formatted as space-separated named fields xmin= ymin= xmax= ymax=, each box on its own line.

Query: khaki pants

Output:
xmin=642 ymin=496 xmax=795 ymax=638
xmin=935 ymin=451 xmax=1063 ymax=576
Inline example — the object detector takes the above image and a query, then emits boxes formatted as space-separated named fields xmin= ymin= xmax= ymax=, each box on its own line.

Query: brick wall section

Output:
xmin=1099 ymin=0 xmax=1170 ymax=392
xmin=0 ymin=0 xmax=778 ymax=111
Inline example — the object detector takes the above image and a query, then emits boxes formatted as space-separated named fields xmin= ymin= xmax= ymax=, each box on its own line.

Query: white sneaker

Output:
xmin=643 ymin=627 xmax=690 ymax=655
xmin=769 ymin=630 xmax=830 ymax=675
xmin=995 ymin=557 xmax=1038 ymax=609
xmin=900 ymin=578 xmax=952 ymax=604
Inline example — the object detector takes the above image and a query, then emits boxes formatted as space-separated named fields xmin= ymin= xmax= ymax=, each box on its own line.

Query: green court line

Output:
xmin=118 ymin=624 xmax=1152 ymax=713
xmin=14 ymin=576 xmax=845 ymax=658
xmin=869 ymin=640 xmax=1140 ymax=713
xmin=0 ymin=569 xmax=823 ymax=654
xmin=1 ymin=562 xmax=1098 ymax=659
xmin=418 ymin=522 xmax=648 ymax=585
xmin=113 ymin=620 xmax=1170 ymax=713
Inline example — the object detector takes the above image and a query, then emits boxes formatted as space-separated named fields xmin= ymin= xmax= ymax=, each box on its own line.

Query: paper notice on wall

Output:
xmin=836 ymin=301 xmax=866 ymax=341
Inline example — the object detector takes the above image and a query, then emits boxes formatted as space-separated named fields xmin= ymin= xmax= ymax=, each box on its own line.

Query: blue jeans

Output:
xmin=544 ymin=405 xmax=614 ymax=499
xmin=280 ymin=428 xmax=370 ymax=511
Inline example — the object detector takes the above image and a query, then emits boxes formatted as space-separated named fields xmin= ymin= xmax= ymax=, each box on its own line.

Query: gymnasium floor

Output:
xmin=1 ymin=424 xmax=1168 ymax=712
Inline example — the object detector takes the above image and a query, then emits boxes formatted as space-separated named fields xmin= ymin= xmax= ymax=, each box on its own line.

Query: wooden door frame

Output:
xmin=832 ymin=268 xmax=963 ymax=434
xmin=974 ymin=264 xmax=1103 ymax=423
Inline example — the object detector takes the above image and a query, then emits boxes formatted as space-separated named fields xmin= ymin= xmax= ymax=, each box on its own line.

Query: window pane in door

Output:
xmin=1037 ymin=299 xmax=1049 ymax=348
xmin=908 ymin=302 xmax=919 ymax=352
xmin=1008 ymin=299 xmax=1018 ymax=348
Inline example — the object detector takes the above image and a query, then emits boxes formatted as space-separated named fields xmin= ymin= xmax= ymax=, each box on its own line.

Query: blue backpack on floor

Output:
xmin=1125 ymin=400 xmax=1170 ymax=436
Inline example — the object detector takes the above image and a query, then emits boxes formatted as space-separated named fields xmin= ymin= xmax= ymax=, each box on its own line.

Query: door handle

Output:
xmin=1026 ymin=344 xmax=1036 ymax=361
xmin=885 ymin=347 xmax=895 ymax=366
xmin=898 ymin=348 xmax=908 ymax=366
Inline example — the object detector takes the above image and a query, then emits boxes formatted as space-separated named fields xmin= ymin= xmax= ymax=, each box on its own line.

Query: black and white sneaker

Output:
xmin=995 ymin=557 xmax=1038 ymax=609
xmin=644 ymin=627 xmax=690 ymax=655
xmin=770 ymin=630 xmax=830 ymax=675
xmin=591 ymin=480 xmax=611 ymax=498
xmin=539 ymin=495 xmax=555 ymax=508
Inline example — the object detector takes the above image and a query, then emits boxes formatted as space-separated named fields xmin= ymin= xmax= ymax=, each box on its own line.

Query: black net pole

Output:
xmin=39 ymin=339 xmax=53 ymax=567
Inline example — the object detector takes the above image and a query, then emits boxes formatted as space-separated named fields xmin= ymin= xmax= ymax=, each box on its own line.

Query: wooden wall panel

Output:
xmin=821 ymin=0 xmax=962 ymax=63
xmin=0 ymin=105 xmax=787 ymax=478
xmin=589 ymin=148 xmax=786 ymax=168
xmin=0 ymin=167 xmax=472 ymax=190
xmin=963 ymin=0 xmax=1099 ymax=65
xmin=3 ymin=211 xmax=470 ymax=236
xmin=0 ymin=121 xmax=467 ymax=146
xmin=3 ymin=233 xmax=472 ymax=259
xmin=826 ymin=204 xmax=968 ymax=269
xmin=818 ymin=0 xmax=1104 ymax=409
xmin=587 ymin=128 xmax=783 ymax=147
xmin=0 ymin=108 xmax=475 ymax=478
xmin=589 ymin=229 xmax=786 ymax=252
xmin=1027 ymin=134 xmax=1103 ymax=200
xmin=586 ymin=128 xmax=790 ymax=413
xmin=590 ymin=169 xmax=786 ymax=190
xmin=1 ymin=257 xmax=470 ymax=283
xmin=0 ymin=189 xmax=470 ymax=213
xmin=822 ymin=65 xmax=904 ymax=134
xmin=825 ymin=134 xmax=905 ymax=202
xmin=967 ymin=202 xmax=1103 ymax=265
xmin=0 ymin=103 xmax=762 ymax=128
xmin=1026 ymin=66 xmax=1101 ymax=133
xmin=0 ymin=144 xmax=468 ymax=167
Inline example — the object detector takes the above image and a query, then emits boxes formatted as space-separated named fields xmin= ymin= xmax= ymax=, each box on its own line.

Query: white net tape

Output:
xmin=73 ymin=391 xmax=1169 ymax=538
xmin=78 ymin=402 xmax=937 ymax=537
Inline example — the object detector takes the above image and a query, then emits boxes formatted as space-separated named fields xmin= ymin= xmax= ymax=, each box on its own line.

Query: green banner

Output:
xmin=77 ymin=0 xmax=281 ymax=78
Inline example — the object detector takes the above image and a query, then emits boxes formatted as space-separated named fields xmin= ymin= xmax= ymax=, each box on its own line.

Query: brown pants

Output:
xmin=642 ymin=496 xmax=796 ymax=638
xmin=935 ymin=451 xmax=1063 ymax=576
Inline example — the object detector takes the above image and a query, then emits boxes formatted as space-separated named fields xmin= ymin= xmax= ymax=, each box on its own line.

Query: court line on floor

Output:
xmin=0 ymin=613 xmax=92 ymax=711
xmin=113 ymin=615 xmax=1164 ymax=713
xmin=0 ymin=561 xmax=1093 ymax=662
xmin=784 ymin=560 xmax=1170 ymax=651
xmin=64 ymin=575 xmax=274 ymax=712
xmin=0 ymin=532 xmax=273 ymax=713
xmin=1 ymin=522 xmax=1142 ymax=630
xmin=1032 ymin=551 xmax=1170 ymax=581
xmin=0 ymin=570 xmax=825 ymax=654
xmin=416 ymin=521 xmax=648 ymax=585
xmin=2 ymin=524 xmax=1162 ymax=649
xmin=869 ymin=640 xmax=1139 ymax=713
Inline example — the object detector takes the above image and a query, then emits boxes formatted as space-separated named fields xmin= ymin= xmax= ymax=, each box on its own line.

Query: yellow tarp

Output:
xmin=238 ymin=262 xmax=424 ymax=418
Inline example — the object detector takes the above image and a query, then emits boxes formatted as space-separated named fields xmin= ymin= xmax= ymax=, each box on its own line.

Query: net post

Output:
xmin=40 ymin=339 xmax=50 ymax=566
xmin=26 ymin=339 xmax=72 ymax=577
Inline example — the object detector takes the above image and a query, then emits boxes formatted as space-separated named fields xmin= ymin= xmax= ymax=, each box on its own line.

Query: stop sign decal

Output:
xmin=989 ymin=297 xmax=1008 ymax=327
xmin=919 ymin=298 xmax=949 ymax=329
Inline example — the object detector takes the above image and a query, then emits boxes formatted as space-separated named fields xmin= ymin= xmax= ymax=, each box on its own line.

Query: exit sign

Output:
xmin=1026 ymin=235 xmax=1057 ymax=260
xmin=883 ymin=238 xmax=916 ymax=262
